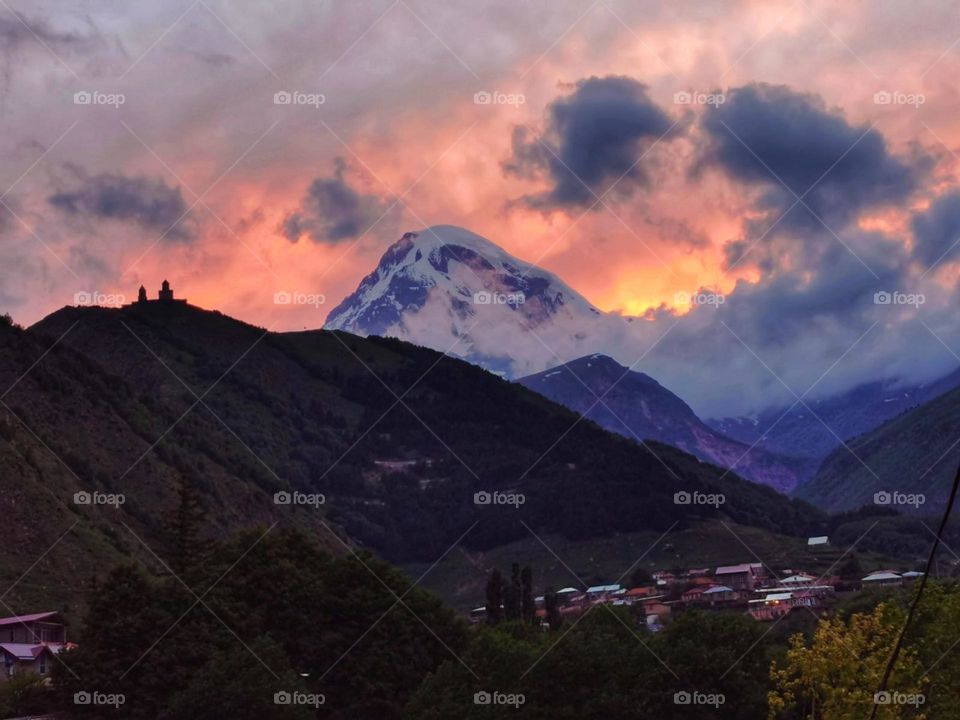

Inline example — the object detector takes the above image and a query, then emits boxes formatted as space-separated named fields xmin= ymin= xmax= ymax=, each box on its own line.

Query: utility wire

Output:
xmin=868 ymin=461 xmax=960 ymax=720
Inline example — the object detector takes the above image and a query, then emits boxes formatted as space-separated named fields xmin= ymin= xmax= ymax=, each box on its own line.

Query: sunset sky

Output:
xmin=3 ymin=0 xmax=960 ymax=415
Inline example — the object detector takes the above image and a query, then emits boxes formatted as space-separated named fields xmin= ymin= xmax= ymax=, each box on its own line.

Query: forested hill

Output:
xmin=796 ymin=381 xmax=960 ymax=513
xmin=3 ymin=302 xmax=821 ymax=604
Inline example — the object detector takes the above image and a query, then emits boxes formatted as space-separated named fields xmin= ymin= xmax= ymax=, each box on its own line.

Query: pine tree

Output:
xmin=485 ymin=568 xmax=504 ymax=625
xmin=521 ymin=565 xmax=535 ymax=623
xmin=167 ymin=473 xmax=207 ymax=575
xmin=544 ymin=586 xmax=562 ymax=631
xmin=504 ymin=563 xmax=522 ymax=620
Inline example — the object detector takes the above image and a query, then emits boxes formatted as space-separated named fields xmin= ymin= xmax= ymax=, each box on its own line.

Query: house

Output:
xmin=0 ymin=612 xmax=71 ymax=682
xmin=643 ymin=601 xmax=671 ymax=630
xmin=780 ymin=573 xmax=817 ymax=586
xmin=624 ymin=587 xmax=655 ymax=601
xmin=702 ymin=585 xmax=738 ymax=604
xmin=715 ymin=563 xmax=765 ymax=591
xmin=862 ymin=571 xmax=903 ymax=587
xmin=651 ymin=571 xmax=676 ymax=589
xmin=748 ymin=589 xmax=825 ymax=621
xmin=585 ymin=584 xmax=621 ymax=602
xmin=807 ymin=536 xmax=829 ymax=547
xmin=680 ymin=586 xmax=709 ymax=604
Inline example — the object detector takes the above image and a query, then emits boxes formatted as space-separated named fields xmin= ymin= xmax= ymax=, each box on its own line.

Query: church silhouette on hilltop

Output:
xmin=132 ymin=280 xmax=187 ymax=305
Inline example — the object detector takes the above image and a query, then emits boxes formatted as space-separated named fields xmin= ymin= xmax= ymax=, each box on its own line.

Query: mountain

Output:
xmin=795 ymin=380 xmax=960 ymax=513
xmin=5 ymin=303 xmax=821 ymax=607
xmin=708 ymin=368 xmax=960 ymax=467
xmin=324 ymin=225 xmax=614 ymax=377
xmin=518 ymin=355 xmax=815 ymax=493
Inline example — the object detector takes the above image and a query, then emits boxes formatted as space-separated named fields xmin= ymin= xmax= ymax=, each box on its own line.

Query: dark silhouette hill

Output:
xmin=1 ymin=302 xmax=823 ymax=605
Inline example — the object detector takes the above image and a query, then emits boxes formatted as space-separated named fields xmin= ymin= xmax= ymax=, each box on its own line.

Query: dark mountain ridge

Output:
xmin=519 ymin=354 xmax=816 ymax=493
xmin=0 ymin=302 xmax=824 ymax=606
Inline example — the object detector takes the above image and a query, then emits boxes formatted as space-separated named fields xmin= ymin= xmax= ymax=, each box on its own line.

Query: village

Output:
xmin=468 ymin=537 xmax=926 ymax=630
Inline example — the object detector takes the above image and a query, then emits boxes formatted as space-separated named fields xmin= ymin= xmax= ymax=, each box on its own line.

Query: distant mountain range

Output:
xmin=1 ymin=302 xmax=820 ymax=607
xmin=326 ymin=226 xmax=960 ymax=494
xmin=796 ymin=380 xmax=960 ymax=513
xmin=518 ymin=355 xmax=814 ymax=493
xmin=708 ymin=368 xmax=960 ymax=465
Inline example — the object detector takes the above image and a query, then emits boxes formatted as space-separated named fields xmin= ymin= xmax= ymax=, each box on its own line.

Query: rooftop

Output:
xmin=0 ymin=611 xmax=60 ymax=627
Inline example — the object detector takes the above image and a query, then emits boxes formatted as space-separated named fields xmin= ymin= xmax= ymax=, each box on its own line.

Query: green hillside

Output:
xmin=0 ymin=302 xmax=824 ymax=609
xmin=795 ymin=382 xmax=960 ymax=513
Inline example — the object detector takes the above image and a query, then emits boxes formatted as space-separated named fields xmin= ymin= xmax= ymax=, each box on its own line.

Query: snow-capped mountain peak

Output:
xmin=324 ymin=225 xmax=606 ymax=376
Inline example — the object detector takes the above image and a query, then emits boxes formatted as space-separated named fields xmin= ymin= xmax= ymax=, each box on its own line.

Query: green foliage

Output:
xmin=53 ymin=528 xmax=468 ymax=720
xmin=0 ymin=671 xmax=55 ymax=717
xmin=404 ymin=608 xmax=771 ymax=719
xmin=769 ymin=603 xmax=925 ymax=720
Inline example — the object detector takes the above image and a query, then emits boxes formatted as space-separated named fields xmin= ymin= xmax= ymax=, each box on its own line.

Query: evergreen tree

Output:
xmin=166 ymin=473 xmax=206 ymax=575
xmin=504 ymin=563 xmax=522 ymax=620
xmin=485 ymin=568 xmax=503 ymax=625
xmin=521 ymin=565 xmax=535 ymax=624
xmin=544 ymin=586 xmax=563 ymax=631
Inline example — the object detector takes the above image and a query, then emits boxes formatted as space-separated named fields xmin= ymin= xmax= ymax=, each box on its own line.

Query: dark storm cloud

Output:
xmin=48 ymin=172 xmax=194 ymax=241
xmin=910 ymin=190 xmax=960 ymax=268
xmin=0 ymin=13 xmax=88 ymax=50
xmin=699 ymin=84 xmax=926 ymax=236
xmin=504 ymin=75 xmax=678 ymax=210
xmin=282 ymin=158 xmax=390 ymax=244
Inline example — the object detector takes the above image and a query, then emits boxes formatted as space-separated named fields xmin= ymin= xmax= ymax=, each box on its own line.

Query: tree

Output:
xmin=838 ymin=554 xmax=863 ymax=579
xmin=503 ymin=563 xmax=522 ymax=621
xmin=0 ymin=672 xmax=54 ymax=718
xmin=159 ymin=637 xmax=313 ymax=720
xmin=769 ymin=603 xmax=926 ymax=720
xmin=55 ymin=528 xmax=468 ymax=720
xmin=543 ymin=586 xmax=562 ymax=631
xmin=485 ymin=568 xmax=503 ymax=625
xmin=520 ymin=566 xmax=535 ymax=624
xmin=628 ymin=566 xmax=653 ymax=587
xmin=166 ymin=473 xmax=207 ymax=575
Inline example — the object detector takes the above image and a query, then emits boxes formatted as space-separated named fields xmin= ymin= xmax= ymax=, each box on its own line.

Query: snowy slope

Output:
xmin=324 ymin=225 xmax=617 ymax=376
